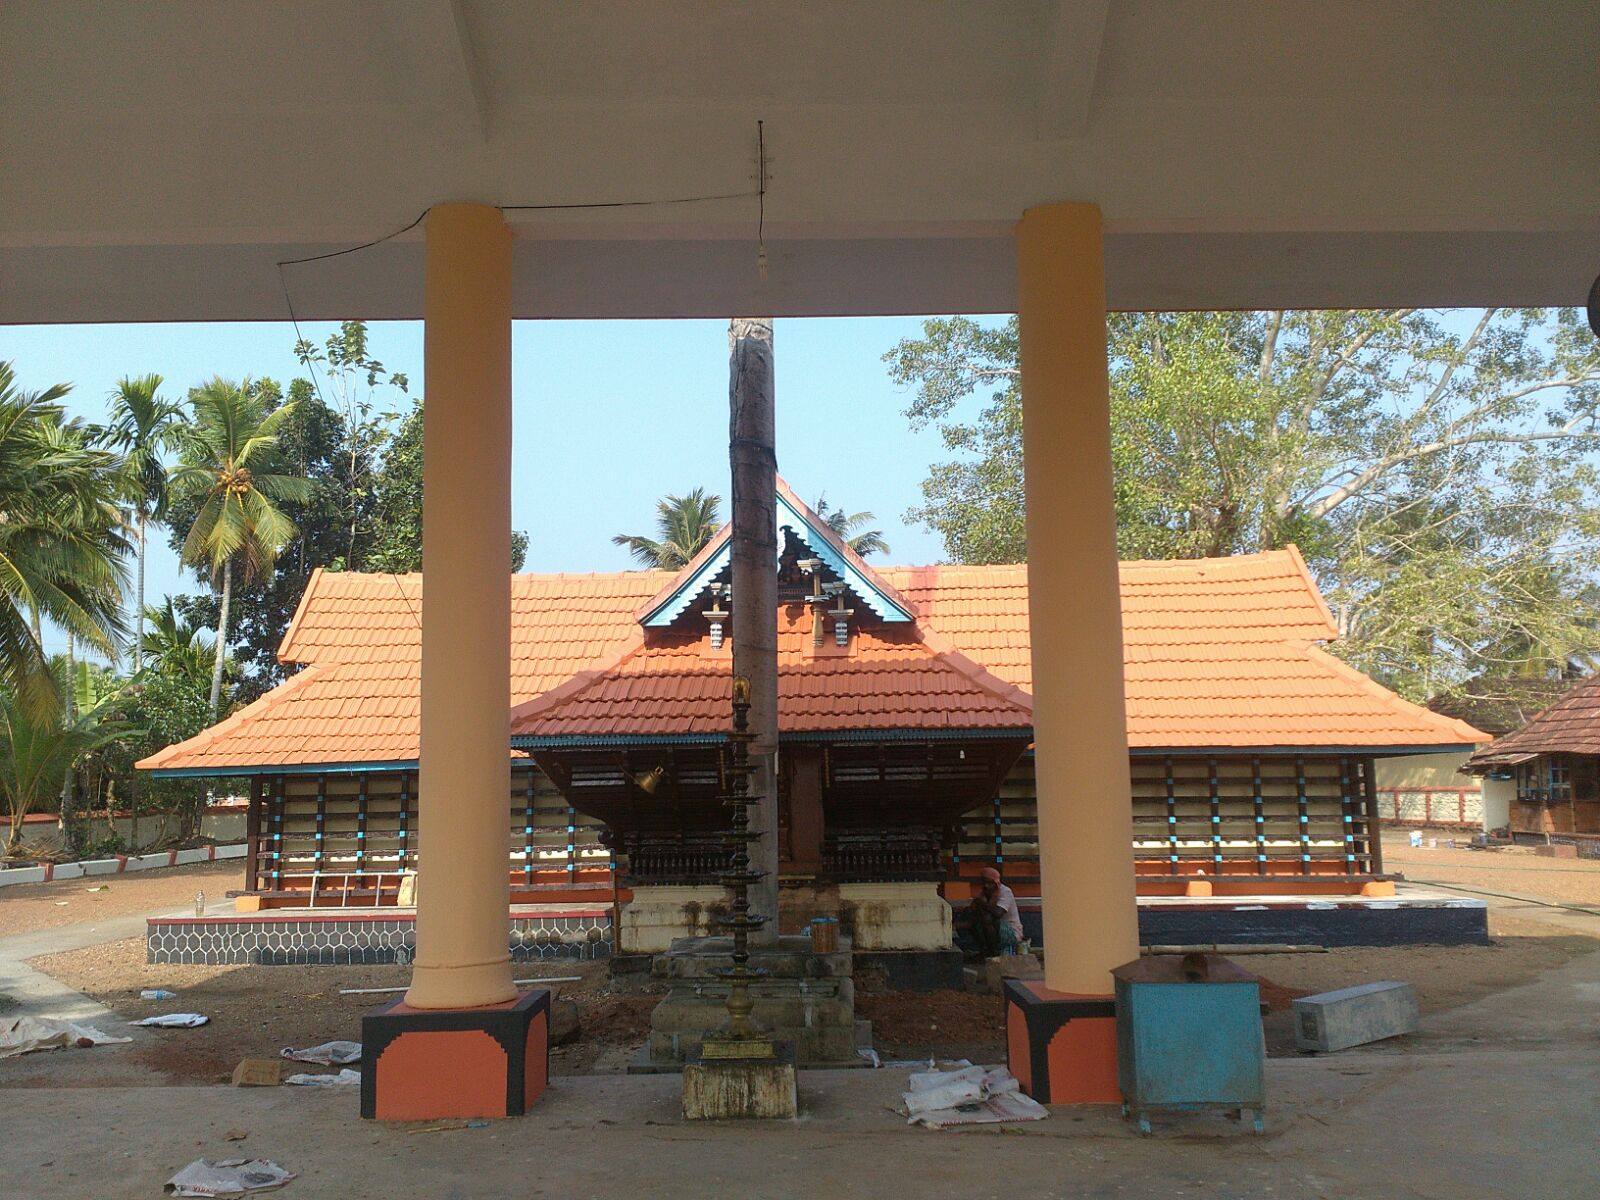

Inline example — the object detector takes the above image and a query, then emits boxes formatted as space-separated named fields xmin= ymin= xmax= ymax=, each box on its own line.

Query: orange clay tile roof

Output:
xmin=139 ymin=546 xmax=1485 ymax=774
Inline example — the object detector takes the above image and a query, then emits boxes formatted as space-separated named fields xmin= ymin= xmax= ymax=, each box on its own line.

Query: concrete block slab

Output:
xmin=173 ymin=848 xmax=208 ymax=865
xmin=0 ymin=865 xmax=47 ymax=886
xmin=1294 ymin=981 xmax=1418 ymax=1053
xmin=81 ymin=858 xmax=122 ymax=876
xmin=683 ymin=1056 xmax=798 ymax=1120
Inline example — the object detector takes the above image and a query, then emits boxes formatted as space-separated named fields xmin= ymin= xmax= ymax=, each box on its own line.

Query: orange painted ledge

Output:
xmin=360 ymin=988 xmax=550 ymax=1121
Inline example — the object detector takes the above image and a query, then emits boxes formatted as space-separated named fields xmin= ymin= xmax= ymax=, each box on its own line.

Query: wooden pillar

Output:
xmin=1016 ymin=202 xmax=1139 ymax=994
xmin=729 ymin=316 xmax=780 ymax=942
xmin=403 ymin=202 xmax=517 ymax=1011
xmin=785 ymin=746 xmax=826 ymax=874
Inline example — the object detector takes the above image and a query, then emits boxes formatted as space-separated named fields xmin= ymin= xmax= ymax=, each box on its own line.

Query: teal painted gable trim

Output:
xmin=776 ymin=490 xmax=912 ymax=622
xmin=641 ymin=540 xmax=731 ymax=627
xmin=640 ymin=493 xmax=912 ymax=628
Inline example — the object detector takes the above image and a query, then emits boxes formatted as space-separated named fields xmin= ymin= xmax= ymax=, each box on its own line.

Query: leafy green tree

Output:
xmin=0 ymin=363 xmax=128 ymax=715
xmin=108 ymin=374 xmax=182 ymax=672
xmin=293 ymin=322 xmax=407 ymax=567
xmin=812 ymin=495 xmax=890 ymax=557
xmin=365 ymin=399 xmax=528 ymax=574
xmin=0 ymin=680 xmax=130 ymax=859
xmin=105 ymin=667 xmax=214 ymax=845
xmin=885 ymin=309 xmax=1600 ymax=698
xmin=613 ymin=488 xmax=722 ymax=570
xmin=169 ymin=378 xmax=311 ymax=718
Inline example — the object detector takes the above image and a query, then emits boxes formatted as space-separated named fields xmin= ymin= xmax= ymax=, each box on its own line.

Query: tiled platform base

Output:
xmin=362 ymin=988 xmax=550 ymax=1120
xmin=148 ymin=907 xmax=612 ymax=965
xmin=1012 ymin=887 xmax=1489 ymax=948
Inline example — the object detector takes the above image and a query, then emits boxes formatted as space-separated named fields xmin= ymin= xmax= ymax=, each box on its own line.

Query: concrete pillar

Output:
xmin=1016 ymin=202 xmax=1140 ymax=995
xmin=404 ymin=202 xmax=517 ymax=1011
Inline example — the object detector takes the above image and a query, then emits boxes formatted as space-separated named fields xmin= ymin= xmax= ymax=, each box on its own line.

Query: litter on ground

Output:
xmin=901 ymin=1062 xmax=1048 ymax=1130
xmin=280 ymin=1039 xmax=360 ymax=1065
xmin=0 ymin=1015 xmax=131 ymax=1058
xmin=141 ymin=989 xmax=178 ymax=1001
xmin=165 ymin=1157 xmax=295 ymax=1197
xmin=131 ymin=1013 xmax=209 ymax=1028
xmin=284 ymin=1068 xmax=360 ymax=1087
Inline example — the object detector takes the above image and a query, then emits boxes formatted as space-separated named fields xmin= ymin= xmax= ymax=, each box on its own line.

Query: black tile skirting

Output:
xmin=147 ymin=912 xmax=613 ymax=965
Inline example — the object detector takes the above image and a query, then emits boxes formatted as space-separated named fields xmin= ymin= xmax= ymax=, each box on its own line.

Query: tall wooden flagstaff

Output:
xmin=728 ymin=316 xmax=780 ymax=943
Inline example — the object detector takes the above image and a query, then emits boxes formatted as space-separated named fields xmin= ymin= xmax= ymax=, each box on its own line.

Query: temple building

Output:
xmin=1464 ymin=675 xmax=1600 ymax=846
xmin=139 ymin=481 xmax=1485 ymax=955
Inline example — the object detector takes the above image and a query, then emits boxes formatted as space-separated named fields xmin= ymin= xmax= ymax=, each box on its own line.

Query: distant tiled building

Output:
xmin=140 ymin=482 xmax=1483 ymax=949
xmin=1465 ymin=675 xmax=1600 ymax=844
xmin=1374 ymin=676 xmax=1568 ymax=831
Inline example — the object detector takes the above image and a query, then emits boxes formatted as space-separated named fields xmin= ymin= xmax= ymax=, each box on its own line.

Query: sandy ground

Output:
xmin=25 ymin=928 xmax=1593 ymax=1081
xmin=0 ymin=859 xmax=244 ymax=937
xmin=11 ymin=942 xmax=661 ymax=1087
xmin=8 ymin=834 xmax=1600 ymax=1084
xmin=1385 ymin=831 xmax=1600 ymax=909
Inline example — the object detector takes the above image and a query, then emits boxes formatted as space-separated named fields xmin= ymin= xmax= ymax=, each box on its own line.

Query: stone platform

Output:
xmin=633 ymin=935 xmax=868 ymax=1072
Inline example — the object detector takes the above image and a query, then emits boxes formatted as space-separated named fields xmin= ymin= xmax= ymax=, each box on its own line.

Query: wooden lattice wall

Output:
xmin=249 ymin=767 xmax=613 ymax=905
xmin=952 ymin=752 xmax=1383 ymax=890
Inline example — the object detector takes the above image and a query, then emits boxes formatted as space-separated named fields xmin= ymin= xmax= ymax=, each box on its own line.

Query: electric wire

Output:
xmin=274 ymin=163 xmax=768 ymax=631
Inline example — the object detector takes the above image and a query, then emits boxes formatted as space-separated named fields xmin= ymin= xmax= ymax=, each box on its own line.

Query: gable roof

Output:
xmin=510 ymin=605 xmax=1031 ymax=744
xmin=1427 ymin=675 xmax=1578 ymax=738
xmin=139 ymin=546 xmax=1485 ymax=775
xmin=1465 ymin=674 xmax=1600 ymax=769
xmin=637 ymin=478 xmax=914 ymax=627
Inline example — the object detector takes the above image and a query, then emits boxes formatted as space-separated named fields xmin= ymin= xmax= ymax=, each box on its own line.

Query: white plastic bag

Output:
xmin=284 ymin=1068 xmax=360 ymax=1087
xmin=165 ymin=1158 xmax=295 ymax=1197
xmin=0 ymin=1015 xmax=130 ymax=1058
xmin=131 ymin=1012 xmax=209 ymax=1028
xmin=280 ymin=1040 xmax=360 ymax=1065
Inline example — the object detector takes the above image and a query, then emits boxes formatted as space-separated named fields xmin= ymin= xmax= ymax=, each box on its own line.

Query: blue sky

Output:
xmin=2 ymin=317 xmax=965 ymax=654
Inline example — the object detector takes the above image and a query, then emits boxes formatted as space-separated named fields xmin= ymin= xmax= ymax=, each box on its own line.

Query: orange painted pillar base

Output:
xmin=361 ymin=988 xmax=550 ymax=1120
xmin=1004 ymin=979 xmax=1119 ymax=1104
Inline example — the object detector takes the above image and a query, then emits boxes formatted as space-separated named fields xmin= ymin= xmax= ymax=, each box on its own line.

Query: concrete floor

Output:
xmin=4 ymin=881 xmax=1597 ymax=1199
xmin=3 ymin=1042 xmax=1594 ymax=1200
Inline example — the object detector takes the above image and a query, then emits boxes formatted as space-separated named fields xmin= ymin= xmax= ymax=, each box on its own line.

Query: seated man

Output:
xmin=954 ymin=867 xmax=1024 ymax=959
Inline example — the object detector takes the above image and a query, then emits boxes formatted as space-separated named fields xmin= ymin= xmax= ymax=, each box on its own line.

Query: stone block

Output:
xmin=682 ymin=1054 xmax=797 ymax=1120
xmin=838 ymin=881 xmax=952 ymax=951
xmin=651 ymin=934 xmax=852 ymax=981
xmin=983 ymin=952 xmax=1044 ymax=994
xmin=1534 ymin=843 xmax=1579 ymax=859
xmin=1293 ymin=981 xmax=1418 ymax=1053
xmin=619 ymin=886 xmax=725 ymax=954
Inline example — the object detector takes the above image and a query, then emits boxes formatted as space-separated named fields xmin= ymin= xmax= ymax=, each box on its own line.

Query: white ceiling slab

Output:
xmin=2 ymin=1 xmax=1596 ymax=321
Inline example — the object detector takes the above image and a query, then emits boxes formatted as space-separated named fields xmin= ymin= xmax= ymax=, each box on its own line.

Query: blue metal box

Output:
xmin=1112 ymin=955 xmax=1265 ymax=1134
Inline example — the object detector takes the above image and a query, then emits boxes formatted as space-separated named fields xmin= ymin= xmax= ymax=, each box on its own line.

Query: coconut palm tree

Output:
xmin=108 ymin=374 xmax=182 ymax=672
xmin=613 ymin=487 xmax=723 ymax=570
xmin=0 ymin=363 xmax=129 ymax=715
xmin=140 ymin=598 xmax=219 ymax=688
xmin=812 ymin=495 xmax=890 ymax=558
xmin=170 ymin=378 xmax=311 ymax=718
